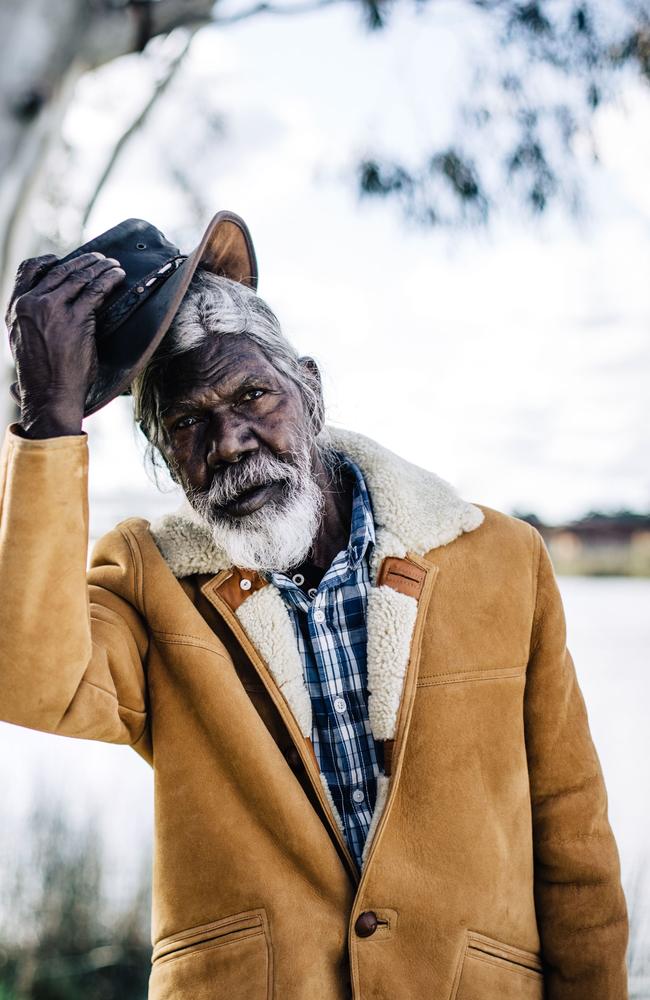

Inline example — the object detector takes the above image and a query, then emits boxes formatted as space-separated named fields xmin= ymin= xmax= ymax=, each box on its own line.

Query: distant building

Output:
xmin=515 ymin=512 xmax=650 ymax=577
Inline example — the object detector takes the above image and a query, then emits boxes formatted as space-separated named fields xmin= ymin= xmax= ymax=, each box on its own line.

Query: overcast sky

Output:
xmin=45 ymin=1 xmax=650 ymax=531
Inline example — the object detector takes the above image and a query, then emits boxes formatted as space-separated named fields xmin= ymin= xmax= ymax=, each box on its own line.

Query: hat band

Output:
xmin=96 ymin=255 xmax=187 ymax=341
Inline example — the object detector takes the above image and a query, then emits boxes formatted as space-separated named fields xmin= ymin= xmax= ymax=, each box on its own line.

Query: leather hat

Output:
xmin=12 ymin=210 xmax=257 ymax=416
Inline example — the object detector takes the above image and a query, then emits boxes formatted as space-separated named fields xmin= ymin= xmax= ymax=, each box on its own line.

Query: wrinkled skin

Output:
xmin=5 ymin=252 xmax=125 ymax=438
xmin=6 ymin=255 xmax=352 ymax=569
xmin=158 ymin=336 xmax=311 ymax=517
xmin=157 ymin=334 xmax=353 ymax=567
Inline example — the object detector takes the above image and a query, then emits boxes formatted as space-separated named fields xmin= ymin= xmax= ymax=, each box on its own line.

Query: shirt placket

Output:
xmin=268 ymin=454 xmax=381 ymax=868
xmin=310 ymin=572 xmax=375 ymax=852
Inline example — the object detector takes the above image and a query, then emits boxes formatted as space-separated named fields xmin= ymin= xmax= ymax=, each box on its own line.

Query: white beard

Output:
xmin=184 ymin=441 xmax=324 ymax=573
xmin=207 ymin=479 xmax=322 ymax=572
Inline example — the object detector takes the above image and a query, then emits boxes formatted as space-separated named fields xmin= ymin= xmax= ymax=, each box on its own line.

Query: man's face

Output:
xmin=157 ymin=334 xmax=324 ymax=571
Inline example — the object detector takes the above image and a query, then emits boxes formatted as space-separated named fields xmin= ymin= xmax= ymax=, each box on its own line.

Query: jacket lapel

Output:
xmin=235 ymin=581 xmax=312 ymax=739
xmin=201 ymin=567 xmax=359 ymax=880
xmin=361 ymin=553 xmax=439 ymax=866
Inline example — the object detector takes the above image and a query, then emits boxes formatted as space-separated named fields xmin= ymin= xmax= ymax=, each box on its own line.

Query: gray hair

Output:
xmin=131 ymin=269 xmax=324 ymax=456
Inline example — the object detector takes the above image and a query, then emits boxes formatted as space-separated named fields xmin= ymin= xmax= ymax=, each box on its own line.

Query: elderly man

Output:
xmin=1 ymin=212 xmax=628 ymax=1000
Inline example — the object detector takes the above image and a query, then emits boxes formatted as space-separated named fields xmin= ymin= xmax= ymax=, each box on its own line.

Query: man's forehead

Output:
xmin=187 ymin=333 xmax=272 ymax=370
xmin=160 ymin=335 xmax=283 ymax=408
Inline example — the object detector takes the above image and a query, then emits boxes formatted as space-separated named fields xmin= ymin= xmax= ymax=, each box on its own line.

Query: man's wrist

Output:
xmin=20 ymin=409 xmax=84 ymax=440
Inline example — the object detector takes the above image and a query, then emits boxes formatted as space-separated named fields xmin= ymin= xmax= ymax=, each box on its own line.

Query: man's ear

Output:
xmin=299 ymin=356 xmax=325 ymax=433
xmin=300 ymin=355 xmax=321 ymax=386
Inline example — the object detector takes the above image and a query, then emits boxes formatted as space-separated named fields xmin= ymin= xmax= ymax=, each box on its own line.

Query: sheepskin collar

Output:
xmin=149 ymin=426 xmax=484 ymax=579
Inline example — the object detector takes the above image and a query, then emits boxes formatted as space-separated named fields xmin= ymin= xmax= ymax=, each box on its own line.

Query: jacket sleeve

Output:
xmin=524 ymin=531 xmax=628 ymax=999
xmin=0 ymin=426 xmax=150 ymax=762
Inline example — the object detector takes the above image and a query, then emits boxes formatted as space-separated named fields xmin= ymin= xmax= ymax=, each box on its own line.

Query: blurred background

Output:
xmin=0 ymin=0 xmax=649 ymax=996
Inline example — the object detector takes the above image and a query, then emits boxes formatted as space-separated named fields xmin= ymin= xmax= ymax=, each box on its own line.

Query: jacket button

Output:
xmin=354 ymin=911 xmax=378 ymax=937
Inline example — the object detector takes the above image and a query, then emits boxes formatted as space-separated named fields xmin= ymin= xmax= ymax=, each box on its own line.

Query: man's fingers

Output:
xmin=5 ymin=255 xmax=60 ymax=326
xmin=11 ymin=259 xmax=125 ymax=336
xmin=53 ymin=257 xmax=125 ymax=303
xmin=13 ymin=254 xmax=59 ymax=297
xmin=73 ymin=264 xmax=126 ymax=305
xmin=28 ymin=252 xmax=117 ymax=296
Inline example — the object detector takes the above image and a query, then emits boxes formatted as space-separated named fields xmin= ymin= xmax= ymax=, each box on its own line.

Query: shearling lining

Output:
xmin=361 ymin=773 xmax=390 ymax=868
xmin=149 ymin=426 xmax=484 ymax=580
xmin=366 ymin=586 xmax=419 ymax=741
xmin=236 ymin=584 xmax=312 ymax=738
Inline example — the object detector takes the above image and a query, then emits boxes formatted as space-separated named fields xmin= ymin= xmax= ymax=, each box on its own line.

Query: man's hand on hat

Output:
xmin=6 ymin=252 xmax=126 ymax=439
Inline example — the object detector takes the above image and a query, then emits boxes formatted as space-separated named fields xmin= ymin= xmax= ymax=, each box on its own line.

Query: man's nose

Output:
xmin=206 ymin=415 xmax=257 ymax=466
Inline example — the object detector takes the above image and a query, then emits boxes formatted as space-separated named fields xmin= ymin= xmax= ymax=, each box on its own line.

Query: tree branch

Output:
xmin=82 ymin=30 xmax=196 ymax=229
xmin=211 ymin=0 xmax=344 ymax=26
xmin=82 ymin=0 xmax=345 ymax=227
xmin=84 ymin=0 xmax=215 ymax=67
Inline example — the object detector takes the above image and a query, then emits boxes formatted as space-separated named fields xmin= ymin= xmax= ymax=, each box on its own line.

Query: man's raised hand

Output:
xmin=6 ymin=252 xmax=125 ymax=438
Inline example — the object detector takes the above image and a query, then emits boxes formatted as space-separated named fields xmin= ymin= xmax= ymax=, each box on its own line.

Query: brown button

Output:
xmin=354 ymin=911 xmax=378 ymax=937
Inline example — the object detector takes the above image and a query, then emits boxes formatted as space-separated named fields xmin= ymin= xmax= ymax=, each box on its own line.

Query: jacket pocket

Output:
xmin=451 ymin=931 xmax=544 ymax=1000
xmin=149 ymin=908 xmax=271 ymax=1000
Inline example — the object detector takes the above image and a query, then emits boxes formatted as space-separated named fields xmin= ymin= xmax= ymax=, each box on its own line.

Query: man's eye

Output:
xmin=175 ymin=415 xmax=199 ymax=430
xmin=239 ymin=388 xmax=265 ymax=403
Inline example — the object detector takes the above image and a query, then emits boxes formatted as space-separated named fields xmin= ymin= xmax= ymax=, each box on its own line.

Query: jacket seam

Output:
xmin=466 ymin=953 xmax=542 ymax=980
xmin=89 ymin=601 xmax=143 ymax=638
xmin=155 ymin=912 xmax=263 ymax=950
xmin=121 ymin=525 xmax=145 ymax=615
xmin=80 ymin=677 xmax=146 ymax=716
xmin=540 ymin=876 xmax=611 ymax=888
xmin=151 ymin=631 xmax=229 ymax=658
xmin=153 ymin=928 xmax=264 ymax=966
xmin=466 ymin=931 xmax=542 ymax=967
xmin=528 ymin=527 xmax=543 ymax=659
xmin=532 ymin=771 xmax=600 ymax=807
xmin=417 ymin=666 xmax=525 ymax=687
xmin=153 ymin=628 xmax=223 ymax=642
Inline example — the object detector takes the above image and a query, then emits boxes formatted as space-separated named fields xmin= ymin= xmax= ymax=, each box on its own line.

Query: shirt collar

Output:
xmin=343 ymin=453 xmax=375 ymax=571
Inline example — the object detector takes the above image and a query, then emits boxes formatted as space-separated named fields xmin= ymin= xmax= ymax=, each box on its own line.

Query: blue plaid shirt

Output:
xmin=269 ymin=456 xmax=384 ymax=869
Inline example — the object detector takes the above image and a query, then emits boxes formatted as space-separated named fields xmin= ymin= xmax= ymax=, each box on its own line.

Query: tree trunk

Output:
xmin=0 ymin=0 xmax=214 ymax=422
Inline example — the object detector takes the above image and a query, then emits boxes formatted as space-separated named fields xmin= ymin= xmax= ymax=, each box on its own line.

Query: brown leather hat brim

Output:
xmin=84 ymin=210 xmax=258 ymax=416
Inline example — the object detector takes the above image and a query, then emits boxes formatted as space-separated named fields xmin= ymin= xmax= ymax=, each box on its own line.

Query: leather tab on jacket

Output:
xmin=376 ymin=557 xmax=427 ymax=601
xmin=209 ymin=567 xmax=267 ymax=612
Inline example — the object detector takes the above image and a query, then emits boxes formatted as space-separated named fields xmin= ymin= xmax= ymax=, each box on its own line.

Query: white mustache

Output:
xmin=193 ymin=450 xmax=302 ymax=513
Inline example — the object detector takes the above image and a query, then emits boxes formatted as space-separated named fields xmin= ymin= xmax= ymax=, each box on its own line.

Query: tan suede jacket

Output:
xmin=0 ymin=425 xmax=628 ymax=1000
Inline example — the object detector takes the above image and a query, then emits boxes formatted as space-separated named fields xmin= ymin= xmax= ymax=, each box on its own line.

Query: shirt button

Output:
xmin=239 ymin=578 xmax=252 ymax=591
xmin=333 ymin=697 xmax=347 ymax=714
xmin=352 ymin=788 xmax=365 ymax=803
xmin=313 ymin=609 xmax=325 ymax=623
xmin=292 ymin=573 xmax=305 ymax=586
